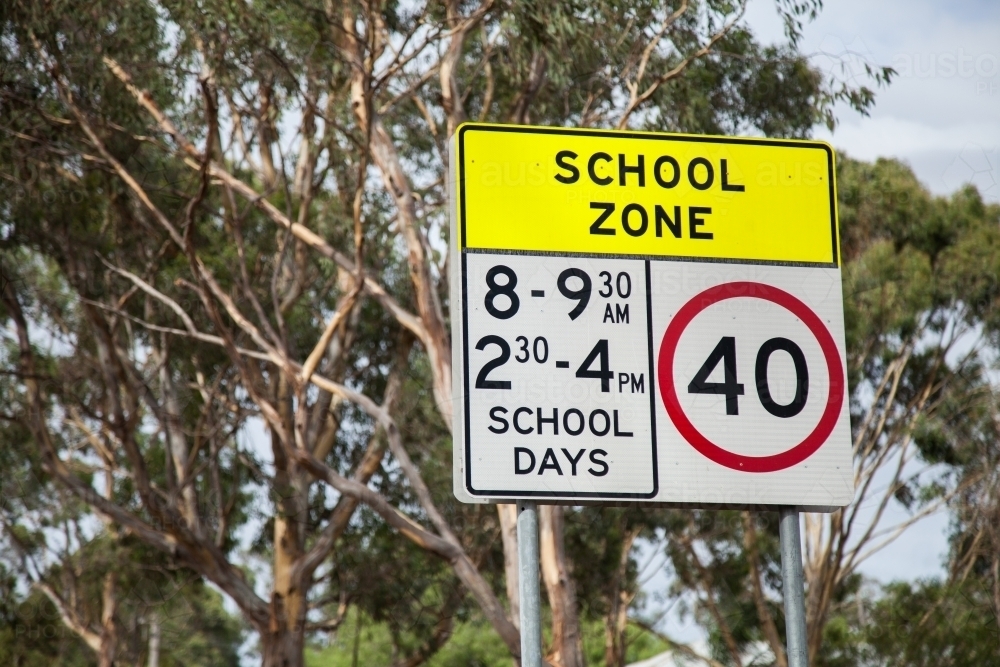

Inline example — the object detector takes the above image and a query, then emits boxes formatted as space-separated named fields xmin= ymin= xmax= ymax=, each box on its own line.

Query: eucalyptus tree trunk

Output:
xmin=540 ymin=506 xmax=584 ymax=667
xmin=261 ymin=631 xmax=305 ymax=667
xmin=97 ymin=572 xmax=119 ymax=667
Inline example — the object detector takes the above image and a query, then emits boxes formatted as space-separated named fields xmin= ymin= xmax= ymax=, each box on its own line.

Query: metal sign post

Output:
xmin=516 ymin=501 xmax=542 ymax=667
xmin=780 ymin=508 xmax=809 ymax=667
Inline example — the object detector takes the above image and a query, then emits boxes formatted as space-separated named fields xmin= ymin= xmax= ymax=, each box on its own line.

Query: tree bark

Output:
xmin=261 ymin=627 xmax=306 ymax=667
xmin=993 ymin=549 xmax=1000 ymax=656
xmin=540 ymin=506 xmax=584 ymax=667
xmin=339 ymin=4 xmax=453 ymax=429
xmin=509 ymin=49 xmax=547 ymax=125
xmin=158 ymin=344 xmax=200 ymax=534
xmin=499 ymin=503 xmax=521 ymax=629
xmin=270 ymin=375 xmax=306 ymax=667
xmin=97 ymin=571 xmax=118 ymax=667
xmin=742 ymin=513 xmax=787 ymax=667
xmin=148 ymin=612 xmax=161 ymax=667
xmin=440 ymin=0 xmax=469 ymax=137
xmin=270 ymin=515 xmax=306 ymax=666
xmin=605 ymin=528 xmax=640 ymax=667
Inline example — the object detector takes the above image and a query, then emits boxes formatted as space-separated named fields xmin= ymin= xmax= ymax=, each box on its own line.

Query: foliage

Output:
xmin=866 ymin=579 xmax=1000 ymax=667
xmin=0 ymin=561 xmax=242 ymax=667
xmin=6 ymin=1 xmax=994 ymax=667
xmin=305 ymin=614 xmax=669 ymax=667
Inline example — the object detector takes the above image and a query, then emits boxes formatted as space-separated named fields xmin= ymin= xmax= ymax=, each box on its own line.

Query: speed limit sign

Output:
xmin=450 ymin=124 xmax=853 ymax=508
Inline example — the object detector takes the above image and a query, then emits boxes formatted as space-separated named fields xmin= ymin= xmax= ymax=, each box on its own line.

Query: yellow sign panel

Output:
xmin=453 ymin=123 xmax=839 ymax=266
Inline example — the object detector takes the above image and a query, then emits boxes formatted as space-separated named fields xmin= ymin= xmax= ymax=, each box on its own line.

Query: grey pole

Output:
xmin=779 ymin=508 xmax=809 ymax=667
xmin=517 ymin=501 xmax=542 ymax=667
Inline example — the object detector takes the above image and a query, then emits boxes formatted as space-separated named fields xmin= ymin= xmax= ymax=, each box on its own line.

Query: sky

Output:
xmin=745 ymin=0 xmax=1000 ymax=582
xmin=747 ymin=0 xmax=1000 ymax=204
xmin=740 ymin=0 xmax=1000 ymax=588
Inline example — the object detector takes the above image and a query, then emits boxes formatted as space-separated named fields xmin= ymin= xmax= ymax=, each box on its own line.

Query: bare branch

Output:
xmin=616 ymin=1 xmax=746 ymax=129
xmin=100 ymin=55 xmax=429 ymax=345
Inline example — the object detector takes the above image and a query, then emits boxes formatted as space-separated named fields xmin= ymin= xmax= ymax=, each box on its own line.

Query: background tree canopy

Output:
xmin=1 ymin=1 xmax=998 ymax=666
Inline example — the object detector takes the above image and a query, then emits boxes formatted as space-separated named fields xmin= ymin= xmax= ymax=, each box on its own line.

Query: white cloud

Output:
xmin=747 ymin=0 xmax=1000 ymax=202
xmin=816 ymin=117 xmax=999 ymax=158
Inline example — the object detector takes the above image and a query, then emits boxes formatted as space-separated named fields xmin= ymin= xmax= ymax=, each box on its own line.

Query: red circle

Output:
xmin=657 ymin=281 xmax=844 ymax=473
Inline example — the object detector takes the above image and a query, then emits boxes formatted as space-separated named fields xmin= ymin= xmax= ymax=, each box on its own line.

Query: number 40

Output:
xmin=688 ymin=336 xmax=809 ymax=418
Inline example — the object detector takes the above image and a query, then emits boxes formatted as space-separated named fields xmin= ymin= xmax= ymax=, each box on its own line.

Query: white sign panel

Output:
xmin=463 ymin=254 xmax=657 ymax=498
xmin=450 ymin=123 xmax=854 ymax=508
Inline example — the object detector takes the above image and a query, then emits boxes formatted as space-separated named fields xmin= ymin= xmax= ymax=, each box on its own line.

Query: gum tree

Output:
xmin=0 ymin=1 xmax=889 ymax=665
